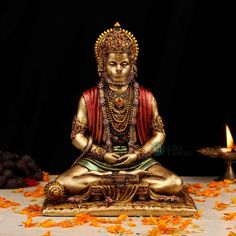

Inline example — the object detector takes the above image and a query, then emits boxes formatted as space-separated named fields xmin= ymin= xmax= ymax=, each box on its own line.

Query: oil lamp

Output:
xmin=197 ymin=124 xmax=236 ymax=180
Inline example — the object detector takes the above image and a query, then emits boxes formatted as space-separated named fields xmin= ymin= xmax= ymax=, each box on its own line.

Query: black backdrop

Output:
xmin=0 ymin=0 xmax=234 ymax=176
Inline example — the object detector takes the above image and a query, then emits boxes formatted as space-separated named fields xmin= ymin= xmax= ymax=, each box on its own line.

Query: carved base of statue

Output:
xmin=42 ymin=173 xmax=197 ymax=217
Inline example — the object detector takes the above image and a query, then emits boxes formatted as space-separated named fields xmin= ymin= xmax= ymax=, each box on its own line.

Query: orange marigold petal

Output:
xmin=224 ymin=212 xmax=236 ymax=221
xmin=228 ymin=231 xmax=236 ymax=236
xmin=106 ymin=224 xmax=126 ymax=234
xmin=40 ymin=219 xmax=57 ymax=228
xmin=23 ymin=216 xmax=38 ymax=227
xmin=179 ymin=219 xmax=192 ymax=231
xmin=231 ymin=198 xmax=236 ymax=204
xmin=194 ymin=198 xmax=206 ymax=202
xmin=43 ymin=171 xmax=50 ymax=182
xmin=42 ymin=231 xmax=51 ymax=236
xmin=127 ymin=222 xmax=136 ymax=227
xmin=13 ymin=188 xmax=24 ymax=193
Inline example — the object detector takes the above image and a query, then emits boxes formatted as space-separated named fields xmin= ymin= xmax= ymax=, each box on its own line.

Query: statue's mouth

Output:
xmin=112 ymin=76 xmax=127 ymax=80
xmin=104 ymin=75 xmax=134 ymax=86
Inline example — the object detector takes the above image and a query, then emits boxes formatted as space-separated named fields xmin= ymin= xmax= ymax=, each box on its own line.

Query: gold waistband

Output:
xmin=100 ymin=145 xmax=141 ymax=155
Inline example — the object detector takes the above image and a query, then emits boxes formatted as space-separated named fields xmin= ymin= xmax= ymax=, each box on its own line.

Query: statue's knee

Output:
xmin=56 ymin=175 xmax=70 ymax=186
xmin=56 ymin=175 xmax=90 ymax=194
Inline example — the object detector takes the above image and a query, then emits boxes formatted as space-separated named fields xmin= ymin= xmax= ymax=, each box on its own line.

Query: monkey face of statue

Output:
xmin=106 ymin=53 xmax=131 ymax=84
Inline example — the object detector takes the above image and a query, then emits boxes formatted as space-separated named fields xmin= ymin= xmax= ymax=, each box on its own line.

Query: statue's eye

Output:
xmin=121 ymin=62 xmax=129 ymax=67
xmin=109 ymin=62 xmax=116 ymax=66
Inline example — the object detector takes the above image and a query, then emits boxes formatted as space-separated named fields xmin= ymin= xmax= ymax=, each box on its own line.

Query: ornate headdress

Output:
xmin=95 ymin=22 xmax=139 ymax=62
xmin=95 ymin=22 xmax=139 ymax=80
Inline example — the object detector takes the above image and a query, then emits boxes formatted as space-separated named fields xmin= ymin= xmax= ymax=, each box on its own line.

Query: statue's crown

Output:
xmin=95 ymin=22 xmax=139 ymax=61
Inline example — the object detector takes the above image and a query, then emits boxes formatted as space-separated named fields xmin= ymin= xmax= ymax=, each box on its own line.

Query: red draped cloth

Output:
xmin=82 ymin=84 xmax=153 ymax=145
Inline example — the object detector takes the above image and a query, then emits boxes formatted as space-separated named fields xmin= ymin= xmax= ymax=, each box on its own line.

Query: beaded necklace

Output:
xmin=98 ymin=81 xmax=139 ymax=153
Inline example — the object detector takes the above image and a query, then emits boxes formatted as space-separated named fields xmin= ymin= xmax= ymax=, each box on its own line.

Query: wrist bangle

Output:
xmin=135 ymin=148 xmax=152 ymax=161
xmin=89 ymin=147 xmax=106 ymax=161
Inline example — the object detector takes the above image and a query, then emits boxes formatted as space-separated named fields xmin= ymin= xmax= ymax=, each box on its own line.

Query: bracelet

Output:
xmin=151 ymin=115 xmax=165 ymax=135
xmin=89 ymin=146 xmax=106 ymax=162
xmin=135 ymin=148 xmax=152 ymax=161
xmin=71 ymin=115 xmax=88 ymax=139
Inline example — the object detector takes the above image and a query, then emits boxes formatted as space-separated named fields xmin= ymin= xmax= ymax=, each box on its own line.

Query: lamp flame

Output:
xmin=225 ymin=124 xmax=234 ymax=148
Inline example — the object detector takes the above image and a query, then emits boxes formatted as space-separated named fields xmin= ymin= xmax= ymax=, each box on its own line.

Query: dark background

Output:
xmin=0 ymin=0 xmax=234 ymax=176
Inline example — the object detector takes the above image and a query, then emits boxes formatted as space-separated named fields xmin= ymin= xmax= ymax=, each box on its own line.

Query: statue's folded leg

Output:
xmin=56 ymin=165 xmax=92 ymax=195
xmin=45 ymin=165 xmax=91 ymax=201
xmin=45 ymin=164 xmax=113 ymax=201
xmin=141 ymin=164 xmax=183 ymax=197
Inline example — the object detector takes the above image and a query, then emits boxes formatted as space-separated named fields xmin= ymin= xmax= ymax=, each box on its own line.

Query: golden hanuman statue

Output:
xmin=45 ymin=22 xmax=183 ymax=204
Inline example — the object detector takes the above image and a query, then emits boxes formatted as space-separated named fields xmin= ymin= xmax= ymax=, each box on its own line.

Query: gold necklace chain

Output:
xmin=105 ymin=86 xmax=133 ymax=133
xmin=98 ymin=80 xmax=139 ymax=153
xmin=106 ymin=104 xmax=131 ymax=132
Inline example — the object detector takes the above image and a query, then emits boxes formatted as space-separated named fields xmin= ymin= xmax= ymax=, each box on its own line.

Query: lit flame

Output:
xmin=225 ymin=124 xmax=234 ymax=148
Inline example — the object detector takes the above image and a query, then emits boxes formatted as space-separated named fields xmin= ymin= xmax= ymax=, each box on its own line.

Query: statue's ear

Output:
xmin=131 ymin=63 xmax=138 ymax=79
xmin=96 ymin=56 xmax=106 ymax=79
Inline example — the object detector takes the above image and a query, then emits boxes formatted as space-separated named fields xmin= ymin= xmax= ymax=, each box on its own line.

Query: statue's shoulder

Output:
xmin=139 ymin=85 xmax=154 ymax=98
xmin=82 ymin=85 xmax=99 ymax=98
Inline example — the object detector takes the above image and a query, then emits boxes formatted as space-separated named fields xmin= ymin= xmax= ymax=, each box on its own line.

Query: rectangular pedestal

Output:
xmin=42 ymin=188 xmax=197 ymax=217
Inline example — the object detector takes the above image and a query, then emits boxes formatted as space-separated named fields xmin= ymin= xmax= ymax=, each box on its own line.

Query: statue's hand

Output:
xmin=104 ymin=152 xmax=120 ymax=164
xmin=113 ymin=153 xmax=138 ymax=167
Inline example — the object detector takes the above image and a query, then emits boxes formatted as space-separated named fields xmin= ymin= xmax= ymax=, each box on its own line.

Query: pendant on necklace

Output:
xmin=114 ymin=97 xmax=124 ymax=107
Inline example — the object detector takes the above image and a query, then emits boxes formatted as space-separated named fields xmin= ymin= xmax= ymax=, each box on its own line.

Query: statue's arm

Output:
xmin=71 ymin=96 xmax=106 ymax=156
xmin=71 ymin=96 xmax=119 ymax=163
xmin=135 ymin=95 xmax=166 ymax=158
xmin=71 ymin=96 xmax=89 ymax=150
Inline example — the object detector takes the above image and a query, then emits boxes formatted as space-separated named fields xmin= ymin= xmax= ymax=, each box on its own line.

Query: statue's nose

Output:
xmin=116 ymin=65 xmax=122 ymax=74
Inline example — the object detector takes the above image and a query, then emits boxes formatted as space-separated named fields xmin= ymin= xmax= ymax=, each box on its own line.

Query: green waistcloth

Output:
xmin=76 ymin=157 xmax=158 ymax=172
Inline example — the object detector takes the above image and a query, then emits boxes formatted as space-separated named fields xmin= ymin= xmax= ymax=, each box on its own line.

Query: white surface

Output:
xmin=0 ymin=176 xmax=236 ymax=236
